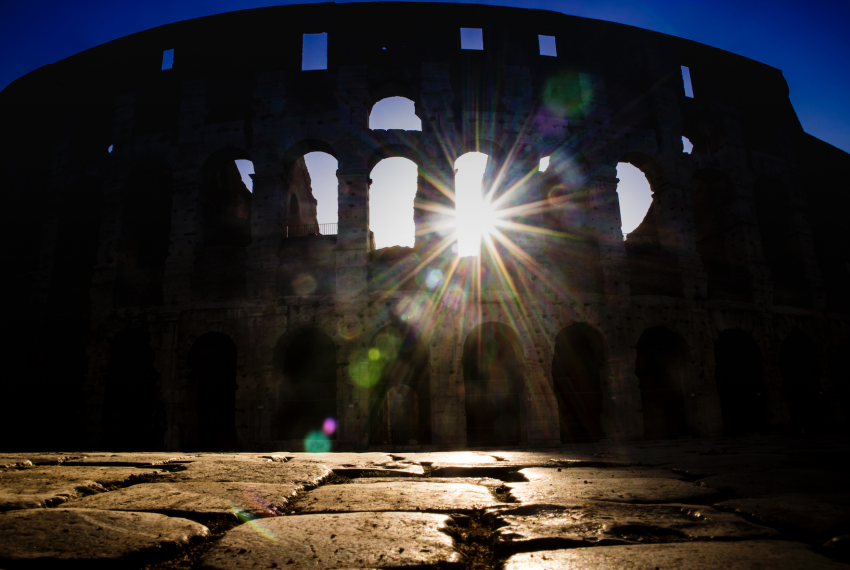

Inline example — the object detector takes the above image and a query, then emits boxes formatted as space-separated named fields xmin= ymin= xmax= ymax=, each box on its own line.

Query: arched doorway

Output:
xmin=187 ymin=332 xmax=238 ymax=450
xmin=552 ymin=324 xmax=606 ymax=442
xmin=635 ymin=327 xmax=689 ymax=440
xmin=103 ymin=329 xmax=164 ymax=450
xmin=275 ymin=328 xmax=337 ymax=442
xmin=714 ymin=329 xmax=766 ymax=436
xmin=368 ymin=325 xmax=431 ymax=446
xmin=781 ymin=329 xmax=826 ymax=434
xmin=463 ymin=323 xmax=525 ymax=446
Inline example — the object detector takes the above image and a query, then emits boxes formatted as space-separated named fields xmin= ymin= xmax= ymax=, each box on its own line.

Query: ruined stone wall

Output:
xmin=0 ymin=2 xmax=847 ymax=451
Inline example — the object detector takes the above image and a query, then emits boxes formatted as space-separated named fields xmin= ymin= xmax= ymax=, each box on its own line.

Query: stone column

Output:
xmin=246 ymin=167 xmax=285 ymax=300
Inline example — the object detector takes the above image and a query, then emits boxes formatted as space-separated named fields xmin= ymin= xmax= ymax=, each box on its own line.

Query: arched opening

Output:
xmin=463 ymin=323 xmax=525 ymax=446
xmin=455 ymin=152 xmax=490 ymax=257
xmin=103 ymin=329 xmax=164 ymax=450
xmin=691 ymin=169 xmax=752 ymax=302
xmin=187 ymin=332 xmax=238 ymax=451
xmin=195 ymin=150 xmax=253 ymax=301
xmin=368 ymin=325 xmax=431 ymax=445
xmin=619 ymin=156 xmax=683 ymax=297
xmin=753 ymin=177 xmax=810 ymax=308
xmin=552 ymin=324 xmax=606 ymax=442
xmin=369 ymin=157 xmax=418 ymax=249
xmin=369 ymin=97 xmax=421 ymax=131
xmin=118 ymin=160 xmax=173 ymax=306
xmin=781 ymin=329 xmax=826 ymax=434
xmin=635 ymin=326 xmax=689 ymax=440
xmin=714 ymin=329 xmax=766 ymax=436
xmin=275 ymin=328 xmax=337 ymax=443
xmin=290 ymin=150 xmax=338 ymax=236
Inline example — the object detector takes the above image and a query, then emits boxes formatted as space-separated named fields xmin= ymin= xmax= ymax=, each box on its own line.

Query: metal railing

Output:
xmin=286 ymin=223 xmax=337 ymax=238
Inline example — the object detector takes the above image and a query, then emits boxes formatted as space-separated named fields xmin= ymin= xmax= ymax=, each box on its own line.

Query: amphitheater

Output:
xmin=2 ymin=1 xmax=848 ymax=452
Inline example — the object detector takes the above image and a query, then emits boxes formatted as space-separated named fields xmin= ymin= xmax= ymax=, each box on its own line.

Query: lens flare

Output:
xmin=304 ymin=430 xmax=331 ymax=453
xmin=322 ymin=417 xmax=337 ymax=435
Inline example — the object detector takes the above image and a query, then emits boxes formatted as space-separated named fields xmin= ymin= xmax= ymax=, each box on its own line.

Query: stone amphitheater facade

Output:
xmin=2 ymin=2 xmax=848 ymax=451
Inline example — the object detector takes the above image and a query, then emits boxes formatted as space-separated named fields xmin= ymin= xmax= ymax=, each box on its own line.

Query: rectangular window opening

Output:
xmin=538 ymin=35 xmax=557 ymax=57
xmin=302 ymin=33 xmax=328 ymax=71
xmin=460 ymin=28 xmax=484 ymax=50
xmin=681 ymin=65 xmax=694 ymax=98
xmin=161 ymin=49 xmax=174 ymax=71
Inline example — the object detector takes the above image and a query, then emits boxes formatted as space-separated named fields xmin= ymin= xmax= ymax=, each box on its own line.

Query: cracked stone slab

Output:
xmin=522 ymin=467 xmax=681 ymax=481
xmin=61 ymin=453 xmax=193 ymax=467
xmin=717 ymin=493 xmax=850 ymax=537
xmin=698 ymin=468 xmax=846 ymax=497
xmin=163 ymin=456 xmax=331 ymax=487
xmin=0 ymin=508 xmax=209 ymax=566
xmin=0 ymin=465 xmax=163 ymax=510
xmin=493 ymin=501 xmax=778 ymax=547
xmin=0 ymin=454 xmax=78 ymax=469
xmin=502 ymin=540 xmax=846 ymax=569
xmin=298 ymin=482 xmax=499 ymax=513
xmin=64 ymin=482 xmax=299 ymax=519
xmin=197 ymin=512 xmax=461 ymax=569
xmin=508 ymin=468 xmax=718 ymax=504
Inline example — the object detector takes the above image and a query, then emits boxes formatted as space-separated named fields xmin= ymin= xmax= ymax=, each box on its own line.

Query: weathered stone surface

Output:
xmin=0 ymin=454 xmax=78 ymax=468
xmin=0 ymin=508 xmax=209 ymax=566
xmin=298 ymin=482 xmax=499 ymax=513
xmin=521 ymin=466 xmax=681 ymax=481
xmin=717 ymin=493 xmax=850 ymax=536
xmin=163 ymin=456 xmax=331 ymax=487
xmin=502 ymin=540 xmax=846 ymax=569
xmin=507 ymin=468 xmax=718 ymax=504
xmin=65 ymin=482 xmax=298 ymax=519
xmin=197 ymin=512 xmax=461 ymax=569
xmin=0 ymin=465 xmax=162 ymax=510
xmin=698 ymin=468 xmax=846 ymax=497
xmin=493 ymin=501 xmax=778 ymax=546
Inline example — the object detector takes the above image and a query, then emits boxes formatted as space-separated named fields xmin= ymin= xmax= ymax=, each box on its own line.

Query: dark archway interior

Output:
xmin=276 ymin=329 xmax=337 ymax=441
xmin=552 ymin=323 xmax=606 ymax=442
xmin=463 ymin=323 xmax=524 ymax=446
xmin=781 ymin=329 xmax=826 ymax=434
xmin=187 ymin=332 xmax=238 ymax=450
xmin=635 ymin=326 xmax=688 ymax=440
xmin=714 ymin=329 xmax=766 ymax=436
xmin=202 ymin=160 xmax=253 ymax=248
xmin=368 ymin=325 xmax=431 ymax=446
xmin=103 ymin=329 xmax=164 ymax=450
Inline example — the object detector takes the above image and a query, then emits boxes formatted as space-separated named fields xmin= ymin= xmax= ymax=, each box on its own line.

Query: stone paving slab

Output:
xmin=0 ymin=454 xmax=79 ymax=469
xmin=0 ymin=465 xmax=163 ymax=510
xmin=0 ymin=507 xmax=209 ymax=567
xmin=349 ymin=476 xmax=505 ymax=487
xmin=508 ymin=468 xmax=719 ymax=504
xmin=717 ymin=493 xmax=850 ymax=537
xmin=163 ymin=456 xmax=331 ymax=487
xmin=492 ymin=501 xmax=778 ymax=546
xmin=298 ymin=482 xmax=500 ymax=513
xmin=197 ymin=512 xmax=461 ymax=569
xmin=64 ymin=482 xmax=299 ymax=519
xmin=61 ymin=453 xmax=193 ymax=467
xmin=502 ymin=540 xmax=847 ymax=569
xmin=521 ymin=466 xmax=681 ymax=481
xmin=698 ymin=468 xmax=846 ymax=497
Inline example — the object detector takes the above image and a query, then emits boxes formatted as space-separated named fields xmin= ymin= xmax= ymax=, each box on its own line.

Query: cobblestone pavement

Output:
xmin=1 ymin=436 xmax=849 ymax=569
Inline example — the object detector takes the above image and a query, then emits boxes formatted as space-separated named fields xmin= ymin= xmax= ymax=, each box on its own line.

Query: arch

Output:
xmin=282 ymin=140 xmax=338 ymax=233
xmin=199 ymin=148 xmax=253 ymax=248
xmin=714 ymin=329 xmax=766 ymax=436
xmin=552 ymin=323 xmax=607 ymax=442
xmin=187 ymin=332 xmax=239 ymax=450
xmin=274 ymin=328 xmax=337 ymax=442
xmin=281 ymin=139 xmax=338 ymax=173
xmin=369 ymin=97 xmax=422 ymax=131
xmin=463 ymin=322 xmax=525 ymax=446
xmin=780 ymin=329 xmax=826 ymax=434
xmin=692 ymin=168 xmax=752 ymax=302
xmin=619 ymin=151 xmax=667 ymax=192
xmin=753 ymin=177 xmax=810 ymax=307
xmin=368 ymin=323 xmax=431 ymax=445
xmin=102 ymin=329 xmax=164 ymax=450
xmin=369 ymin=156 xmax=419 ymax=249
xmin=366 ymin=143 xmax=424 ymax=172
xmin=635 ymin=326 xmax=689 ymax=440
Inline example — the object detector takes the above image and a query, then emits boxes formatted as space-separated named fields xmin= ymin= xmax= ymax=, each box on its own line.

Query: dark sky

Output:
xmin=1 ymin=0 xmax=847 ymax=152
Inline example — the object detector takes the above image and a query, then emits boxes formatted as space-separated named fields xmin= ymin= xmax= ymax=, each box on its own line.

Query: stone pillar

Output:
xmin=246 ymin=167 xmax=285 ymax=300
xmin=652 ymin=180 xmax=707 ymax=300
xmin=162 ymin=176 xmax=201 ymax=305
xmin=414 ymin=163 xmax=455 ymax=255
xmin=588 ymin=169 xmax=630 ymax=298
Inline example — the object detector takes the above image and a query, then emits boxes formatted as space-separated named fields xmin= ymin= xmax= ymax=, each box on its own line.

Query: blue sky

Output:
xmin=1 ymin=0 xmax=847 ymax=153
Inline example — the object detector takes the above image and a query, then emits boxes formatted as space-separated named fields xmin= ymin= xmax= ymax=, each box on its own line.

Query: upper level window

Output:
xmin=460 ymin=28 xmax=484 ymax=50
xmin=161 ymin=49 xmax=174 ymax=70
xmin=302 ymin=33 xmax=328 ymax=71
xmin=369 ymin=97 xmax=421 ymax=131
xmin=681 ymin=66 xmax=694 ymax=98
xmin=538 ymin=35 xmax=557 ymax=57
